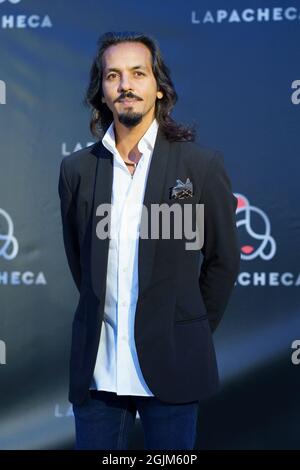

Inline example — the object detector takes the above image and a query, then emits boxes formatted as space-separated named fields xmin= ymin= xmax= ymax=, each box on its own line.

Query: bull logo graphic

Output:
xmin=0 ymin=208 xmax=19 ymax=260
xmin=0 ymin=80 xmax=6 ymax=105
xmin=234 ymin=193 xmax=276 ymax=261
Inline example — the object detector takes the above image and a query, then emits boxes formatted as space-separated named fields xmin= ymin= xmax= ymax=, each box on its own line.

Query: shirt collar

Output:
xmin=102 ymin=118 xmax=159 ymax=157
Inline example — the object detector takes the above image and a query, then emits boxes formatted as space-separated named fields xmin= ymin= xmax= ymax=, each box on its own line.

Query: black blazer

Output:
xmin=58 ymin=126 xmax=240 ymax=405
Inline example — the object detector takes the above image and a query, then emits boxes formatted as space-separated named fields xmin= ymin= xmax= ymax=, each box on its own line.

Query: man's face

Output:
xmin=101 ymin=41 xmax=159 ymax=128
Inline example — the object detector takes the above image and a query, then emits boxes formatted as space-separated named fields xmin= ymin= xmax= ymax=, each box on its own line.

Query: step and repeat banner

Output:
xmin=0 ymin=0 xmax=299 ymax=450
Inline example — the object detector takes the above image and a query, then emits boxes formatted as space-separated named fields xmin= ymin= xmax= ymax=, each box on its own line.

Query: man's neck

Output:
xmin=114 ymin=114 xmax=155 ymax=161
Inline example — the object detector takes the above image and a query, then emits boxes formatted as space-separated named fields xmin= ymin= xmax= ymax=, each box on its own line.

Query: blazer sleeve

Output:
xmin=58 ymin=159 xmax=82 ymax=292
xmin=199 ymin=151 xmax=240 ymax=333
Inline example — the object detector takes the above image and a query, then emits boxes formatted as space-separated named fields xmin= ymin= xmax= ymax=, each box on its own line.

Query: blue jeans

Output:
xmin=72 ymin=390 xmax=199 ymax=450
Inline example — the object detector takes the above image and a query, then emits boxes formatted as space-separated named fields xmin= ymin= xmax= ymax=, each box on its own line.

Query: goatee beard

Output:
xmin=118 ymin=112 xmax=143 ymax=128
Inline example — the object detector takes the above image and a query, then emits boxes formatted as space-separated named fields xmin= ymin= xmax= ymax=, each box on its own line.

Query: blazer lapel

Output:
xmin=90 ymin=143 xmax=113 ymax=301
xmin=138 ymin=127 xmax=170 ymax=298
xmin=89 ymin=126 xmax=171 ymax=302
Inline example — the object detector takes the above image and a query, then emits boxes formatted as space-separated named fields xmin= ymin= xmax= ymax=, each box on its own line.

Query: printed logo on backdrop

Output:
xmin=236 ymin=193 xmax=276 ymax=261
xmin=291 ymin=80 xmax=300 ymax=105
xmin=0 ymin=339 xmax=6 ymax=365
xmin=0 ymin=80 xmax=6 ymax=104
xmin=0 ymin=208 xmax=47 ymax=285
xmin=234 ymin=193 xmax=300 ymax=287
xmin=0 ymin=0 xmax=53 ymax=29
xmin=54 ymin=403 xmax=73 ymax=418
xmin=62 ymin=141 xmax=95 ymax=156
xmin=191 ymin=7 xmax=300 ymax=24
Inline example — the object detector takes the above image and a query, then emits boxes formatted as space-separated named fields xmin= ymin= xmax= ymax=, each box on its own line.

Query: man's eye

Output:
xmin=106 ymin=71 xmax=144 ymax=80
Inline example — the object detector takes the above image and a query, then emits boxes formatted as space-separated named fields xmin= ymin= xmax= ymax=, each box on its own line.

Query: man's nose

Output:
xmin=118 ymin=74 xmax=133 ymax=92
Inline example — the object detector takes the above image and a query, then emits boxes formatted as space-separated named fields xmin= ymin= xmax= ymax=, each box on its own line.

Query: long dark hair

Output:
xmin=84 ymin=31 xmax=196 ymax=142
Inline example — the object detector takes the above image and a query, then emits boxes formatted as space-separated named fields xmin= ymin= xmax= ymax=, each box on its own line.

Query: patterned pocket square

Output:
xmin=170 ymin=178 xmax=193 ymax=200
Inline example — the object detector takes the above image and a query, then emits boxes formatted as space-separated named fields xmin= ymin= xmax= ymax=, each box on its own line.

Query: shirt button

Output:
xmin=121 ymin=301 xmax=126 ymax=307
xmin=122 ymin=267 xmax=127 ymax=272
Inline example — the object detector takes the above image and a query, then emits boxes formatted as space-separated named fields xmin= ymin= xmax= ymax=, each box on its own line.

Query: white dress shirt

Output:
xmin=90 ymin=117 xmax=159 ymax=396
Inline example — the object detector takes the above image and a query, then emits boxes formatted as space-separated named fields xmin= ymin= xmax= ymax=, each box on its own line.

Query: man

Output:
xmin=58 ymin=31 xmax=240 ymax=450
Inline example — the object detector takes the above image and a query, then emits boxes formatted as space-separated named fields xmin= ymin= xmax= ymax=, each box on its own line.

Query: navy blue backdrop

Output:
xmin=0 ymin=0 xmax=299 ymax=449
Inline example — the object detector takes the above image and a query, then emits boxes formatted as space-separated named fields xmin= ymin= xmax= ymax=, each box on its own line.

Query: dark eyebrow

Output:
xmin=105 ymin=65 xmax=148 ymax=73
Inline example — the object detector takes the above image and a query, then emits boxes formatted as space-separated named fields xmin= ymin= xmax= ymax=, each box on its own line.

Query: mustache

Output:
xmin=116 ymin=92 xmax=142 ymax=102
